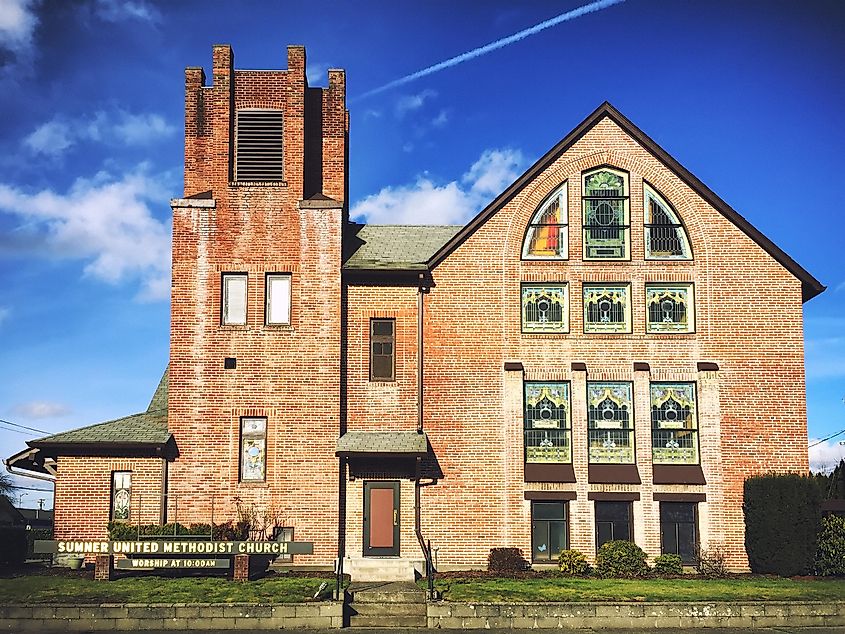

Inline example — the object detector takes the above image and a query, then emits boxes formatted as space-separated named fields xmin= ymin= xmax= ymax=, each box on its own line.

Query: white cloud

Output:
xmin=431 ymin=109 xmax=449 ymax=128
xmin=0 ymin=165 xmax=172 ymax=300
xmin=93 ymin=0 xmax=158 ymax=23
xmin=23 ymin=109 xmax=175 ymax=157
xmin=351 ymin=147 xmax=525 ymax=225
xmin=809 ymin=439 xmax=845 ymax=474
xmin=13 ymin=401 xmax=70 ymax=419
xmin=395 ymin=89 xmax=437 ymax=118
xmin=0 ymin=0 xmax=37 ymax=54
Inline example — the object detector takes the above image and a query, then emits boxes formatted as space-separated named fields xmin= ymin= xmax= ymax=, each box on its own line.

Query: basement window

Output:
xmin=235 ymin=109 xmax=284 ymax=182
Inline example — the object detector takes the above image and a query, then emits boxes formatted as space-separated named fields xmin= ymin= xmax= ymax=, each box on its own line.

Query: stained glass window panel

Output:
xmin=651 ymin=383 xmax=698 ymax=464
xmin=583 ymin=169 xmax=629 ymax=260
xmin=111 ymin=471 xmax=131 ymax=521
xmin=524 ymin=382 xmax=571 ymax=463
xmin=523 ymin=184 xmax=568 ymax=259
xmin=647 ymin=284 xmax=694 ymax=333
xmin=583 ymin=285 xmax=630 ymax=333
xmin=587 ymin=382 xmax=634 ymax=463
xmin=522 ymin=285 xmax=567 ymax=333
xmin=645 ymin=185 xmax=692 ymax=260
xmin=241 ymin=417 xmax=267 ymax=481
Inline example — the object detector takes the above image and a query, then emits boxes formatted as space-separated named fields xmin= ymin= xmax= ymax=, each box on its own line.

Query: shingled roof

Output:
xmin=343 ymin=224 xmax=462 ymax=271
xmin=27 ymin=367 xmax=171 ymax=453
xmin=336 ymin=431 xmax=428 ymax=456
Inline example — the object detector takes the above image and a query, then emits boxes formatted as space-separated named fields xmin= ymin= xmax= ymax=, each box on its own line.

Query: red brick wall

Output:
xmin=53 ymin=457 xmax=165 ymax=540
xmin=168 ymin=45 xmax=348 ymax=565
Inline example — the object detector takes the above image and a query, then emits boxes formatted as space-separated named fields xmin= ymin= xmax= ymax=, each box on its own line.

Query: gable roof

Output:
xmin=343 ymin=224 xmax=462 ymax=271
xmin=26 ymin=367 xmax=171 ymax=454
xmin=427 ymin=102 xmax=825 ymax=302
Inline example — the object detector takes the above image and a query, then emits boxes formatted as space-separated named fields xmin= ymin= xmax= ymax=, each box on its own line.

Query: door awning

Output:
xmin=336 ymin=431 xmax=428 ymax=457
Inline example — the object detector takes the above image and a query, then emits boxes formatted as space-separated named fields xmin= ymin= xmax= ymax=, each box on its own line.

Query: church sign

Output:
xmin=34 ymin=539 xmax=313 ymax=556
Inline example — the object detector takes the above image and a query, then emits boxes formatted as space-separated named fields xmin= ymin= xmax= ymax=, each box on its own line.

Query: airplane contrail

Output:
xmin=357 ymin=0 xmax=626 ymax=100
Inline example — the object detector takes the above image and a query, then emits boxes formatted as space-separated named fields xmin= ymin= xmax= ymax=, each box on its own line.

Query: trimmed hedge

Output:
xmin=0 ymin=526 xmax=27 ymax=565
xmin=595 ymin=540 xmax=649 ymax=578
xmin=815 ymin=515 xmax=845 ymax=576
xmin=108 ymin=520 xmax=249 ymax=541
xmin=743 ymin=474 xmax=821 ymax=576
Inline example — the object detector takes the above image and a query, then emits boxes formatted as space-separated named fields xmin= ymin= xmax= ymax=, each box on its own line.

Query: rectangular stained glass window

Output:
xmin=587 ymin=382 xmax=634 ymax=463
xmin=370 ymin=319 xmax=395 ymax=381
xmin=583 ymin=285 xmax=631 ymax=333
xmin=111 ymin=471 xmax=131 ymax=521
xmin=524 ymin=382 xmax=571 ymax=464
xmin=266 ymin=274 xmax=291 ymax=325
xmin=240 ymin=417 xmax=267 ymax=482
xmin=583 ymin=169 xmax=630 ymax=260
xmin=532 ymin=501 xmax=568 ymax=561
xmin=222 ymin=273 xmax=247 ymax=325
xmin=660 ymin=502 xmax=697 ymax=563
xmin=595 ymin=501 xmax=632 ymax=548
xmin=646 ymin=284 xmax=694 ymax=333
xmin=522 ymin=285 xmax=568 ymax=333
xmin=651 ymin=382 xmax=699 ymax=464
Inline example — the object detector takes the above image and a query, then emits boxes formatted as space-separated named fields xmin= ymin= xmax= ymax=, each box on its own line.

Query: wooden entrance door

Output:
xmin=363 ymin=481 xmax=400 ymax=557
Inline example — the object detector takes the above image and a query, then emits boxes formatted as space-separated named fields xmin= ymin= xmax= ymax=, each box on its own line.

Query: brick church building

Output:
xmin=7 ymin=45 xmax=824 ymax=579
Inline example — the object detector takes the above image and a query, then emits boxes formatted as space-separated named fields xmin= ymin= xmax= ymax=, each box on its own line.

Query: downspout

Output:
xmin=414 ymin=273 xmax=437 ymax=597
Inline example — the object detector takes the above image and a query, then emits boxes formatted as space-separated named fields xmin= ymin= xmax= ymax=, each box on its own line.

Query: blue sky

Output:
xmin=1 ymin=0 xmax=844 ymax=507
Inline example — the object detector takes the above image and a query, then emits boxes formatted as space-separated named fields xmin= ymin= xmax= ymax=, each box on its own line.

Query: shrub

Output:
xmin=487 ymin=547 xmax=530 ymax=573
xmin=595 ymin=540 xmax=649 ymax=578
xmin=0 ymin=526 xmax=27 ymax=566
xmin=107 ymin=521 xmax=249 ymax=541
xmin=695 ymin=544 xmax=729 ymax=577
xmin=815 ymin=515 xmax=845 ymax=576
xmin=26 ymin=528 xmax=52 ymax=560
xmin=743 ymin=474 xmax=822 ymax=576
xmin=653 ymin=553 xmax=683 ymax=576
xmin=557 ymin=549 xmax=590 ymax=576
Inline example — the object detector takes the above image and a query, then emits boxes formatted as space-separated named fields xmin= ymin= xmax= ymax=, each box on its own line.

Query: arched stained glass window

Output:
xmin=587 ymin=382 xmax=634 ymax=464
xmin=522 ymin=183 xmax=568 ymax=259
xmin=651 ymin=382 xmax=698 ymax=464
xmin=644 ymin=184 xmax=692 ymax=259
xmin=583 ymin=168 xmax=630 ymax=260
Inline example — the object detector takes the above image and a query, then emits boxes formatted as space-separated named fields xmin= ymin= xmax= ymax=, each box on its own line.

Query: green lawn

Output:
xmin=0 ymin=574 xmax=337 ymax=604
xmin=431 ymin=576 xmax=845 ymax=603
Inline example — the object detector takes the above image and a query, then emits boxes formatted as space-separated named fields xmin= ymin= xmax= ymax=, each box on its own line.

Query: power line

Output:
xmin=0 ymin=418 xmax=48 ymax=434
xmin=14 ymin=485 xmax=54 ymax=493
xmin=809 ymin=428 xmax=845 ymax=448
xmin=0 ymin=424 xmax=38 ymax=436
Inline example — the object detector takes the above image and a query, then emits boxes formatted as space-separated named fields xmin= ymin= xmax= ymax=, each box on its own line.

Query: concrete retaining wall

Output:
xmin=426 ymin=601 xmax=845 ymax=629
xmin=0 ymin=602 xmax=344 ymax=631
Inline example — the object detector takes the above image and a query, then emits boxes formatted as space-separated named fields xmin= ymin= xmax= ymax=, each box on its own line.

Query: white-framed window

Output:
xmin=582 ymin=168 xmax=630 ymax=260
xmin=644 ymin=184 xmax=692 ymax=260
xmin=265 ymin=274 xmax=291 ymax=325
xmin=646 ymin=283 xmax=694 ymax=333
xmin=587 ymin=382 xmax=634 ymax=464
xmin=222 ymin=273 xmax=247 ymax=325
xmin=522 ymin=183 xmax=568 ymax=260
xmin=583 ymin=284 xmax=631 ymax=333
xmin=521 ymin=284 xmax=568 ymax=333
xmin=651 ymin=382 xmax=699 ymax=465
xmin=240 ymin=417 xmax=267 ymax=482
xmin=111 ymin=471 xmax=131 ymax=521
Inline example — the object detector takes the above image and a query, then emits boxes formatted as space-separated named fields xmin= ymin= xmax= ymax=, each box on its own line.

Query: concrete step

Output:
xmin=350 ymin=602 xmax=427 ymax=617
xmin=344 ymin=556 xmax=423 ymax=582
xmin=349 ymin=581 xmax=426 ymax=604
xmin=348 ymin=614 xmax=427 ymax=628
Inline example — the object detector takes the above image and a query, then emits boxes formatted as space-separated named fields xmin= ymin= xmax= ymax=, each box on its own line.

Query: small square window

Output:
xmin=266 ymin=274 xmax=291 ymax=325
xmin=522 ymin=284 xmax=568 ymax=333
xmin=646 ymin=284 xmax=694 ymax=333
xmin=222 ymin=273 xmax=247 ymax=325
xmin=370 ymin=319 xmax=395 ymax=381
xmin=240 ymin=417 xmax=267 ymax=482
xmin=583 ymin=284 xmax=631 ymax=333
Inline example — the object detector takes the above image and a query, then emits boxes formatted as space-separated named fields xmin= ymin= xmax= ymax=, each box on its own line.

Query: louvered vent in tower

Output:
xmin=235 ymin=110 xmax=284 ymax=181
